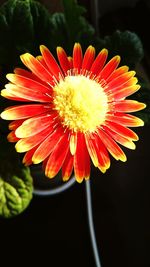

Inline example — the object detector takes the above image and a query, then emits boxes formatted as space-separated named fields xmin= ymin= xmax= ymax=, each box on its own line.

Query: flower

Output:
xmin=1 ymin=43 xmax=146 ymax=183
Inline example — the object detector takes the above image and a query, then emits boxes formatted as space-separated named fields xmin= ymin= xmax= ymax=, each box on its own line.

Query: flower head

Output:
xmin=1 ymin=43 xmax=146 ymax=182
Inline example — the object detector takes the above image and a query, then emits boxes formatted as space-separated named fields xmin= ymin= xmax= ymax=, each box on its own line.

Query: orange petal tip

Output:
xmin=32 ymin=158 xmax=42 ymax=164
xmin=45 ymin=167 xmax=57 ymax=179
xmin=129 ymin=142 xmax=136 ymax=150
xmin=135 ymin=84 xmax=141 ymax=91
xmin=15 ymin=143 xmax=23 ymax=153
xmin=87 ymin=45 xmax=95 ymax=52
xmin=76 ymin=176 xmax=83 ymax=183
xmin=74 ymin=43 xmax=81 ymax=50
xmin=138 ymin=103 xmax=147 ymax=111
xmin=6 ymin=73 xmax=14 ymax=81
xmin=115 ymin=55 xmax=121 ymax=62
xmin=103 ymin=160 xmax=111 ymax=171
xmin=15 ymin=127 xmax=25 ymax=138
xmin=39 ymin=45 xmax=48 ymax=53
xmin=91 ymin=156 xmax=99 ymax=167
xmin=121 ymin=65 xmax=129 ymax=72
xmin=98 ymin=166 xmax=107 ymax=173
xmin=46 ymin=172 xmax=56 ymax=179
xmin=137 ymin=118 xmax=144 ymax=126
xmin=101 ymin=48 xmax=108 ymax=55
xmin=128 ymin=70 xmax=136 ymax=77
xmin=20 ymin=53 xmax=32 ymax=63
xmin=70 ymin=135 xmax=77 ymax=155
xmin=74 ymin=42 xmax=80 ymax=46
xmin=20 ymin=53 xmax=30 ymax=59
xmin=1 ymin=89 xmax=7 ymax=97
xmin=36 ymin=55 xmax=42 ymax=60
xmin=62 ymin=176 xmax=70 ymax=182
xmin=15 ymin=141 xmax=30 ymax=153
xmin=120 ymin=154 xmax=127 ymax=162
xmin=142 ymin=103 xmax=147 ymax=109
xmin=134 ymin=134 xmax=139 ymax=142
xmin=0 ymin=110 xmax=12 ymax=120
xmin=0 ymin=110 xmax=6 ymax=119
xmin=56 ymin=46 xmax=63 ymax=53
xmin=7 ymin=132 xmax=16 ymax=142
xmin=68 ymin=56 xmax=72 ymax=61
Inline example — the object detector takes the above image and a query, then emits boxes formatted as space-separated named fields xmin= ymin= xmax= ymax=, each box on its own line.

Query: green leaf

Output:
xmin=0 ymin=0 xmax=53 ymax=71
xmin=50 ymin=12 xmax=69 ymax=53
xmin=61 ymin=0 xmax=95 ymax=52
xmin=0 ymin=0 xmax=95 ymax=72
xmin=63 ymin=0 xmax=86 ymax=40
xmin=96 ymin=30 xmax=144 ymax=68
xmin=0 ymin=137 xmax=33 ymax=218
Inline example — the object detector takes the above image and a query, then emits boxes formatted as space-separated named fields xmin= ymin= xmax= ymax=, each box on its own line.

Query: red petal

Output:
xmin=1 ymin=89 xmax=31 ymax=102
xmin=2 ymin=84 xmax=51 ymax=102
xmin=9 ymin=120 xmax=25 ymax=130
xmin=22 ymin=146 xmax=38 ymax=166
xmin=73 ymin=43 xmax=83 ymax=72
xmin=111 ymin=84 xmax=140 ymax=100
xmin=20 ymin=53 xmax=53 ymax=83
xmin=1 ymin=104 xmax=51 ymax=120
xmin=40 ymin=45 xmax=63 ymax=80
xmin=14 ymin=68 xmax=48 ymax=86
xmin=74 ymin=133 xmax=90 ymax=182
xmin=90 ymin=48 xmax=108 ymax=75
xmin=105 ymin=77 xmax=138 ymax=93
xmin=106 ymin=65 xmax=129 ymax=82
xmin=45 ymin=132 xmax=70 ymax=178
xmin=15 ymin=113 xmax=55 ymax=138
xmin=82 ymin=45 xmax=95 ymax=71
xmin=85 ymin=134 xmax=99 ymax=167
xmin=105 ymin=121 xmax=138 ymax=141
xmin=7 ymin=131 xmax=20 ymax=142
xmin=62 ymin=150 xmax=74 ymax=181
xmin=57 ymin=47 xmax=70 ymax=74
xmin=15 ymin=125 xmax=53 ymax=152
xmin=68 ymin=57 xmax=73 ymax=69
xmin=84 ymin=147 xmax=91 ymax=180
xmin=98 ymin=55 xmax=120 ymax=80
xmin=32 ymin=127 xmax=64 ymax=164
xmin=106 ymin=113 xmax=144 ymax=127
xmin=97 ymin=128 xmax=127 ymax=162
xmin=70 ymin=132 xmax=77 ymax=155
xmin=36 ymin=55 xmax=49 ymax=69
xmin=93 ymin=133 xmax=110 ymax=172
xmin=107 ymin=71 xmax=136 ymax=91
xmin=103 ymin=126 xmax=136 ymax=150
xmin=114 ymin=100 xmax=146 ymax=112
xmin=7 ymin=73 xmax=52 ymax=94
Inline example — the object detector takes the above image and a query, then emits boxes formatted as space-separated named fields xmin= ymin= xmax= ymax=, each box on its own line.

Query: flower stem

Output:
xmin=85 ymin=180 xmax=102 ymax=267
xmin=33 ymin=176 xmax=76 ymax=196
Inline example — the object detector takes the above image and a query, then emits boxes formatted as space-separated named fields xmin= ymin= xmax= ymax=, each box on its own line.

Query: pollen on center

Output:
xmin=53 ymin=75 xmax=108 ymax=133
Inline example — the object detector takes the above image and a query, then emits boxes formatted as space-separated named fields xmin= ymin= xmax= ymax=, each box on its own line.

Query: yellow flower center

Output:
xmin=53 ymin=75 xmax=108 ymax=133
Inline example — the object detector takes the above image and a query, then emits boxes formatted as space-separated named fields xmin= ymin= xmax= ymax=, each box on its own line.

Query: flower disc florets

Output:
xmin=53 ymin=74 xmax=108 ymax=133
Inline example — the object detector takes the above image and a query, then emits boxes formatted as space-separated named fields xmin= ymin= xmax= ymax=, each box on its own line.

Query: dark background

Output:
xmin=0 ymin=1 xmax=150 ymax=266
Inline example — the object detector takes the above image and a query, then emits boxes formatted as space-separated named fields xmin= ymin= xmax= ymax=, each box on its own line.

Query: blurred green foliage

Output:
xmin=96 ymin=30 xmax=144 ymax=68
xmin=0 ymin=137 xmax=33 ymax=218
xmin=0 ymin=0 xmax=145 ymax=69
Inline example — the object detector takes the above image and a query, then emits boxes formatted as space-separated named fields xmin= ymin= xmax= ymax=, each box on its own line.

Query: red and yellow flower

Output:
xmin=1 ymin=43 xmax=146 ymax=182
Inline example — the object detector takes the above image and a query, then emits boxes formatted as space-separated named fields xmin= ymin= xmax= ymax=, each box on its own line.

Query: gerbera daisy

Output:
xmin=1 ymin=43 xmax=146 ymax=182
